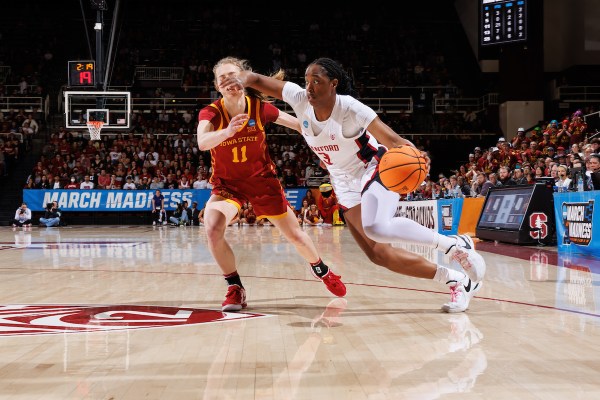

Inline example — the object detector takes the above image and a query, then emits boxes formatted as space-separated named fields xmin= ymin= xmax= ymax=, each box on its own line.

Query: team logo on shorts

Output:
xmin=0 ymin=305 xmax=270 ymax=336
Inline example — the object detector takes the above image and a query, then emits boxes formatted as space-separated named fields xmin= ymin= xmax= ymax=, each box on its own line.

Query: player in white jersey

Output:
xmin=221 ymin=57 xmax=486 ymax=313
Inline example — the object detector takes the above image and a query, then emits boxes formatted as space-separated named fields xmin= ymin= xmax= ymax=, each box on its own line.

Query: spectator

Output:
xmin=303 ymin=204 xmax=323 ymax=225
xmin=137 ymin=176 xmax=151 ymax=190
xmin=472 ymin=173 xmax=494 ymax=198
xmin=169 ymin=202 xmax=189 ymax=226
xmin=179 ymin=175 xmax=191 ymax=189
xmin=457 ymin=176 xmax=471 ymax=197
xmin=39 ymin=202 xmax=61 ymax=227
xmin=240 ymin=203 xmax=258 ymax=225
xmin=36 ymin=175 xmax=51 ymax=189
xmin=488 ymin=173 xmax=500 ymax=187
xmin=555 ymin=165 xmax=571 ymax=192
xmin=283 ymin=169 xmax=298 ymax=188
xmin=497 ymin=166 xmax=516 ymax=186
xmin=64 ymin=177 xmax=79 ymax=189
xmin=107 ymin=174 xmax=121 ymax=189
xmin=189 ymin=201 xmax=201 ymax=226
xmin=512 ymin=167 xmax=528 ymax=185
xmin=301 ymin=189 xmax=316 ymax=206
xmin=193 ymin=173 xmax=208 ymax=189
xmin=80 ymin=175 xmax=95 ymax=189
xmin=150 ymin=176 xmax=164 ymax=190
xmin=448 ymin=175 xmax=463 ymax=198
xmin=97 ymin=169 xmax=111 ymax=189
xmin=151 ymin=189 xmax=167 ymax=226
xmin=297 ymin=199 xmax=310 ymax=225
xmin=588 ymin=154 xmax=600 ymax=190
xmin=122 ymin=176 xmax=136 ymax=190
xmin=12 ymin=202 xmax=32 ymax=227
xmin=197 ymin=203 xmax=206 ymax=226
xmin=52 ymin=175 xmax=62 ymax=189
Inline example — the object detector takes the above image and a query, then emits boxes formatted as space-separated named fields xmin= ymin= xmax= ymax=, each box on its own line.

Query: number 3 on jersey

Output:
xmin=232 ymin=146 xmax=247 ymax=163
xmin=318 ymin=152 xmax=332 ymax=165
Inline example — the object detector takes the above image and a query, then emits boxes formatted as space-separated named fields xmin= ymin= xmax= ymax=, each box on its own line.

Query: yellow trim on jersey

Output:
xmin=252 ymin=97 xmax=265 ymax=131
xmin=208 ymin=103 xmax=223 ymax=130
xmin=224 ymin=198 xmax=241 ymax=211
xmin=257 ymin=211 xmax=287 ymax=221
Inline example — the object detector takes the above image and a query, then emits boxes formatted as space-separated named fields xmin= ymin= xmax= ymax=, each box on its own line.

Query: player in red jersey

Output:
xmin=196 ymin=57 xmax=346 ymax=311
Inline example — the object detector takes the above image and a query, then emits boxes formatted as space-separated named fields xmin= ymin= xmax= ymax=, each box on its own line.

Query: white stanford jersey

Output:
xmin=283 ymin=81 xmax=386 ymax=207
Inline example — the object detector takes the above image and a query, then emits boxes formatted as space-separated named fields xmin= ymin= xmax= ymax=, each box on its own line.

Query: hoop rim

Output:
xmin=86 ymin=120 xmax=104 ymax=141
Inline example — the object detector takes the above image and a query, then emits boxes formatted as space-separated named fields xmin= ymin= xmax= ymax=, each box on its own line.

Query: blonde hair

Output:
xmin=212 ymin=56 xmax=284 ymax=102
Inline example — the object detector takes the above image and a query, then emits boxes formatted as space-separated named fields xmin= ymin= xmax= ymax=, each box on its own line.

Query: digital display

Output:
xmin=478 ymin=186 xmax=533 ymax=229
xmin=68 ymin=60 xmax=96 ymax=87
xmin=480 ymin=0 xmax=527 ymax=46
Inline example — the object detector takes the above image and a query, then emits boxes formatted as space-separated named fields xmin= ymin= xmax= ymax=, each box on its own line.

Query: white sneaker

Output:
xmin=441 ymin=276 xmax=481 ymax=313
xmin=447 ymin=235 xmax=486 ymax=282
xmin=152 ymin=221 xmax=156 ymax=226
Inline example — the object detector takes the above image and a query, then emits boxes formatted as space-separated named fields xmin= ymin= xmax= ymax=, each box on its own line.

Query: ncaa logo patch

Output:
xmin=0 ymin=305 xmax=270 ymax=336
xmin=248 ymin=118 xmax=256 ymax=126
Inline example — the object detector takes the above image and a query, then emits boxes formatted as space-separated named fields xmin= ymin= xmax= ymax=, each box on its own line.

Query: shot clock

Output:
xmin=68 ymin=60 xmax=96 ymax=87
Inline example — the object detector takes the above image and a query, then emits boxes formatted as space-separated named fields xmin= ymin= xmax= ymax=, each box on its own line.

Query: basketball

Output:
xmin=378 ymin=146 xmax=428 ymax=194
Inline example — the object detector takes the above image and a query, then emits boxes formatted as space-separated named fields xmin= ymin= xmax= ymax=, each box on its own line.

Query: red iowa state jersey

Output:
xmin=199 ymin=96 xmax=279 ymax=181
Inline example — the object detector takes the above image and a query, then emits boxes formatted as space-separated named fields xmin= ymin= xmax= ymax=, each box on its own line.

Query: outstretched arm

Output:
xmin=366 ymin=117 xmax=415 ymax=150
xmin=367 ymin=117 xmax=431 ymax=169
xmin=275 ymin=110 xmax=301 ymax=133
xmin=221 ymin=71 xmax=286 ymax=101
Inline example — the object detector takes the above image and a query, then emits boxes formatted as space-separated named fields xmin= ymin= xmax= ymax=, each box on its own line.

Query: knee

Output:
xmin=204 ymin=223 xmax=226 ymax=243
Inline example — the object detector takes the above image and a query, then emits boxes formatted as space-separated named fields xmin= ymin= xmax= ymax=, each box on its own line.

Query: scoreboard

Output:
xmin=68 ymin=60 xmax=96 ymax=87
xmin=480 ymin=0 xmax=527 ymax=46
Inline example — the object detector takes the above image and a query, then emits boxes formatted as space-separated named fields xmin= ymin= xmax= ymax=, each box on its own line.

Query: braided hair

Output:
xmin=310 ymin=57 xmax=358 ymax=97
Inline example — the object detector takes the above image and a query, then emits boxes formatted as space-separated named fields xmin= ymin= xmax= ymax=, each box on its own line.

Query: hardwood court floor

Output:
xmin=0 ymin=225 xmax=599 ymax=400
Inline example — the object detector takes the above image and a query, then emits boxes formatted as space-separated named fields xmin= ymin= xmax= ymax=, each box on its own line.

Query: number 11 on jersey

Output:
xmin=232 ymin=146 xmax=247 ymax=163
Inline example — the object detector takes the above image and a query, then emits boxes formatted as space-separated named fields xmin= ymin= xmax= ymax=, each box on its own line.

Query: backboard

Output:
xmin=64 ymin=91 xmax=131 ymax=129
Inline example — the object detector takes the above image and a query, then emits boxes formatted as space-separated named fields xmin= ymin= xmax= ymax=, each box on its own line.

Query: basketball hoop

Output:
xmin=86 ymin=120 xmax=104 ymax=141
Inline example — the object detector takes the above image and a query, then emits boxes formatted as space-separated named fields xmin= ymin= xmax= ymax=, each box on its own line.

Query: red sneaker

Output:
xmin=320 ymin=270 xmax=347 ymax=297
xmin=221 ymin=285 xmax=247 ymax=312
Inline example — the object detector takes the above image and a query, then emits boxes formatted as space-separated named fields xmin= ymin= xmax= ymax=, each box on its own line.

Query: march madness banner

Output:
xmin=23 ymin=189 xmax=308 ymax=212
xmin=394 ymin=199 xmax=438 ymax=231
xmin=553 ymin=191 xmax=599 ymax=256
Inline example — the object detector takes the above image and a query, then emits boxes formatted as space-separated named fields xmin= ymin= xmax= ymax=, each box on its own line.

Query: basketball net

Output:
xmin=86 ymin=120 xmax=104 ymax=141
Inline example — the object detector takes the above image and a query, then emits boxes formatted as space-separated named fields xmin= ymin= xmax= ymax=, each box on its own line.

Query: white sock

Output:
xmin=435 ymin=233 xmax=459 ymax=255
xmin=433 ymin=266 xmax=467 ymax=285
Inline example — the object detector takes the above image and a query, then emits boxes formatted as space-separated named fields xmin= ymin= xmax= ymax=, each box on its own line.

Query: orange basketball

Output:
xmin=379 ymin=146 xmax=428 ymax=194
